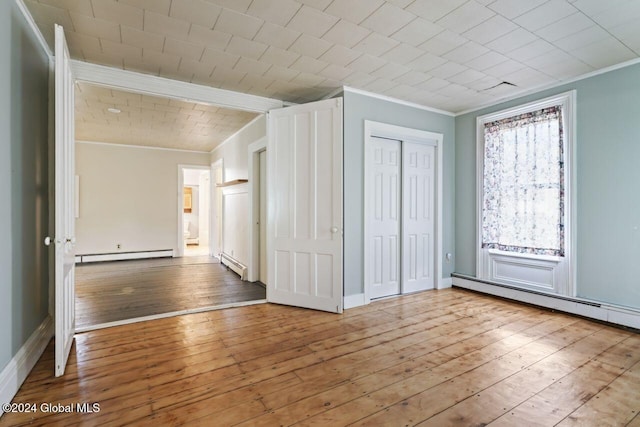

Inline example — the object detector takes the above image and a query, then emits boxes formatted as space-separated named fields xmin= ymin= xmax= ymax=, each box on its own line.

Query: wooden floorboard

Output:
xmin=75 ymin=256 xmax=266 ymax=328
xmin=4 ymin=288 xmax=639 ymax=426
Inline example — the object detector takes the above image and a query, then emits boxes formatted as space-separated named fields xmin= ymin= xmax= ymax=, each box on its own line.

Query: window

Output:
xmin=477 ymin=92 xmax=574 ymax=295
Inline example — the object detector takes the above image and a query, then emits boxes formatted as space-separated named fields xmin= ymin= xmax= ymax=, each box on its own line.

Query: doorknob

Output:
xmin=44 ymin=236 xmax=51 ymax=246
xmin=330 ymin=227 xmax=339 ymax=234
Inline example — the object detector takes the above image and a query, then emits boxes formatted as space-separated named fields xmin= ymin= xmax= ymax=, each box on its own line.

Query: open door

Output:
xmin=267 ymin=98 xmax=343 ymax=313
xmin=54 ymin=24 xmax=76 ymax=376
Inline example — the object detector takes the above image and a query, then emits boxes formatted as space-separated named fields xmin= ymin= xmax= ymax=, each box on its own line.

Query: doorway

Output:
xmin=364 ymin=121 xmax=443 ymax=302
xmin=179 ymin=166 xmax=212 ymax=258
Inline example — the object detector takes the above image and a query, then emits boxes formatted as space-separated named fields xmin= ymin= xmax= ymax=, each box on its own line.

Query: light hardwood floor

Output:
xmin=5 ymin=289 xmax=640 ymax=426
xmin=75 ymin=256 xmax=266 ymax=328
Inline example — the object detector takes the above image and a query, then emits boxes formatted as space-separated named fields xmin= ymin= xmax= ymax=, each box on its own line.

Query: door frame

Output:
xmin=177 ymin=165 xmax=212 ymax=257
xmin=363 ymin=120 xmax=444 ymax=304
xmin=210 ymin=158 xmax=224 ymax=258
xmin=247 ymin=136 xmax=267 ymax=283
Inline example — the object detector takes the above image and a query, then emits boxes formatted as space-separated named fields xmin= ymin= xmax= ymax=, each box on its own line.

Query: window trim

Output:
xmin=476 ymin=91 xmax=576 ymax=296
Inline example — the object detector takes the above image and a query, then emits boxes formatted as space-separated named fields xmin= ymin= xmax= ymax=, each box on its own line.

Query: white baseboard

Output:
xmin=344 ymin=293 xmax=366 ymax=309
xmin=77 ymin=249 xmax=174 ymax=263
xmin=453 ymin=276 xmax=640 ymax=330
xmin=0 ymin=316 xmax=53 ymax=416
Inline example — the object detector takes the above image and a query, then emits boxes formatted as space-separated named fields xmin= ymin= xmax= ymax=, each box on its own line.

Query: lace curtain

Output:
xmin=482 ymin=106 xmax=565 ymax=257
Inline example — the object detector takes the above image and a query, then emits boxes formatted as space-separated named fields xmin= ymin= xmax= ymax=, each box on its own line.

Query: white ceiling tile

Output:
xmin=352 ymin=32 xmax=400 ymax=57
xmin=214 ymin=8 xmax=264 ymax=39
xmin=143 ymin=10 xmax=191 ymax=40
xmin=390 ymin=17 xmax=444 ymax=47
xmin=418 ymin=30 xmax=468 ymax=55
xmin=371 ymin=62 xmax=412 ymax=80
xmin=319 ymin=45 xmax=362 ymax=67
xmin=393 ymin=70 xmax=429 ymax=86
xmin=92 ymin=0 xmax=144 ymax=30
xmin=406 ymin=0 xmax=468 ymax=22
xmin=83 ymin=49 xmax=125 ymax=69
xmin=246 ymin=0 xmax=301 ymax=27
xmin=287 ymin=5 xmax=339 ymax=38
xmin=536 ymin=57 xmax=593 ymax=80
xmin=570 ymin=0 xmax=629 ymax=17
xmin=348 ymin=53 xmax=387 ymax=73
xmin=101 ymin=41 xmax=141 ymax=65
xmin=483 ymin=59 xmax=525 ymax=79
xmin=324 ymin=0 xmax=385 ymax=24
xmin=206 ymin=0 xmax=252 ymax=13
xmin=70 ymin=12 xmax=122 ymax=43
xmin=118 ymin=0 xmax=172 ymax=15
xmin=210 ymin=65 xmax=246 ymax=85
xmin=39 ymin=0 xmax=93 ymax=15
xmin=428 ymin=61 xmax=468 ymax=79
xmin=447 ymin=68 xmax=486 ymax=85
xmin=514 ymin=0 xmax=577 ymax=31
xmin=534 ymin=12 xmax=594 ymax=42
xmin=416 ymin=77 xmax=450 ymax=91
xmin=554 ymin=26 xmax=611 ymax=52
xmin=288 ymin=34 xmax=332 ymax=58
xmin=322 ymin=20 xmax=371 ymax=48
xmin=295 ymin=0 xmax=333 ymax=10
xmin=141 ymin=49 xmax=181 ymax=73
xmin=263 ymin=64 xmax=299 ymax=82
xmin=507 ymin=39 xmax=556 ymax=62
xmin=465 ymin=50 xmax=509 ymax=71
xmin=443 ymin=41 xmax=489 ymax=63
xmin=318 ymin=64 xmax=354 ymax=81
xmin=233 ymin=57 xmax=271 ymax=75
xmin=360 ymin=3 xmax=415 ymax=37
xmin=240 ymin=73 xmax=277 ymax=90
xmin=163 ymin=37 xmax=205 ymax=61
xmin=462 ymin=14 xmax=518 ymax=44
xmin=121 ymin=25 xmax=165 ymax=51
xmin=436 ymin=82 xmax=472 ymax=98
xmin=609 ymin=21 xmax=640 ymax=53
xmin=290 ymin=55 xmax=330 ymax=74
xmin=590 ymin=0 xmax=640 ymax=29
xmin=253 ymin=22 xmax=301 ymax=50
xmin=570 ymin=37 xmax=637 ymax=68
xmin=465 ymin=75 xmax=502 ymax=90
xmin=289 ymin=72 xmax=326 ymax=86
xmin=486 ymin=28 xmax=538 ymax=54
xmin=381 ymin=43 xmax=424 ymax=65
xmin=200 ymin=48 xmax=240 ymax=68
xmin=435 ymin=1 xmax=495 ymax=34
xmin=499 ymin=66 xmax=554 ymax=87
xmin=225 ymin=36 xmax=268 ymax=60
xmin=363 ymin=78 xmax=398 ymax=93
xmin=342 ymin=70 xmax=377 ymax=86
xmin=408 ymin=52 xmax=448 ymax=72
xmin=487 ymin=0 xmax=548 ymax=19
xmin=187 ymin=25 xmax=231 ymax=50
xmin=64 ymin=31 xmax=101 ymax=57
xmin=259 ymin=46 xmax=300 ymax=67
xmin=177 ymin=58 xmax=214 ymax=81
xmin=386 ymin=84 xmax=422 ymax=99
xmin=169 ymin=0 xmax=221 ymax=29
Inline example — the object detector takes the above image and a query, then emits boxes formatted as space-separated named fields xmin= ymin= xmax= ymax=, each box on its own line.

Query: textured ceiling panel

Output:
xmin=28 ymin=0 xmax=640 ymax=114
xmin=75 ymin=82 xmax=259 ymax=151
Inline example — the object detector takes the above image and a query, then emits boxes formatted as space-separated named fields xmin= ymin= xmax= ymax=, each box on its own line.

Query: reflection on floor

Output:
xmin=185 ymin=244 xmax=210 ymax=257
xmin=75 ymin=255 xmax=266 ymax=329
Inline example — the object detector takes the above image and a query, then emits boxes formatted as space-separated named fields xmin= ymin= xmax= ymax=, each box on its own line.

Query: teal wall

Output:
xmin=0 ymin=1 xmax=51 ymax=370
xmin=455 ymin=62 xmax=640 ymax=309
xmin=343 ymin=91 xmax=456 ymax=296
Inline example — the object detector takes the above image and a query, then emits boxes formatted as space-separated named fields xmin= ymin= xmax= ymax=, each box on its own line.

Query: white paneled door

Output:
xmin=366 ymin=137 xmax=402 ymax=299
xmin=402 ymin=142 xmax=435 ymax=293
xmin=54 ymin=24 xmax=76 ymax=377
xmin=267 ymin=98 xmax=343 ymax=313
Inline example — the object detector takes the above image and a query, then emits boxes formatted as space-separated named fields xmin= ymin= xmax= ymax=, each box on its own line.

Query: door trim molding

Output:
xmin=247 ymin=137 xmax=267 ymax=283
xmin=363 ymin=121 xmax=444 ymax=305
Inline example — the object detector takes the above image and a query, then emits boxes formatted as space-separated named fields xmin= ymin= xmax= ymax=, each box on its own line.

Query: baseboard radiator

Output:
xmin=75 ymin=249 xmax=174 ymax=264
xmin=220 ymin=253 xmax=247 ymax=280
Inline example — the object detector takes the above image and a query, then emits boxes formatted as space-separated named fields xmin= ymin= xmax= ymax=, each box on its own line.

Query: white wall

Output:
xmin=76 ymin=142 xmax=210 ymax=255
xmin=210 ymin=115 xmax=266 ymax=266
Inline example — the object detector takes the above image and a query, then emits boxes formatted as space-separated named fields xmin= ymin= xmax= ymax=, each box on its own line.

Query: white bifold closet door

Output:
xmin=368 ymin=137 xmax=402 ymax=299
xmin=402 ymin=142 xmax=435 ymax=293
xmin=366 ymin=138 xmax=435 ymax=299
